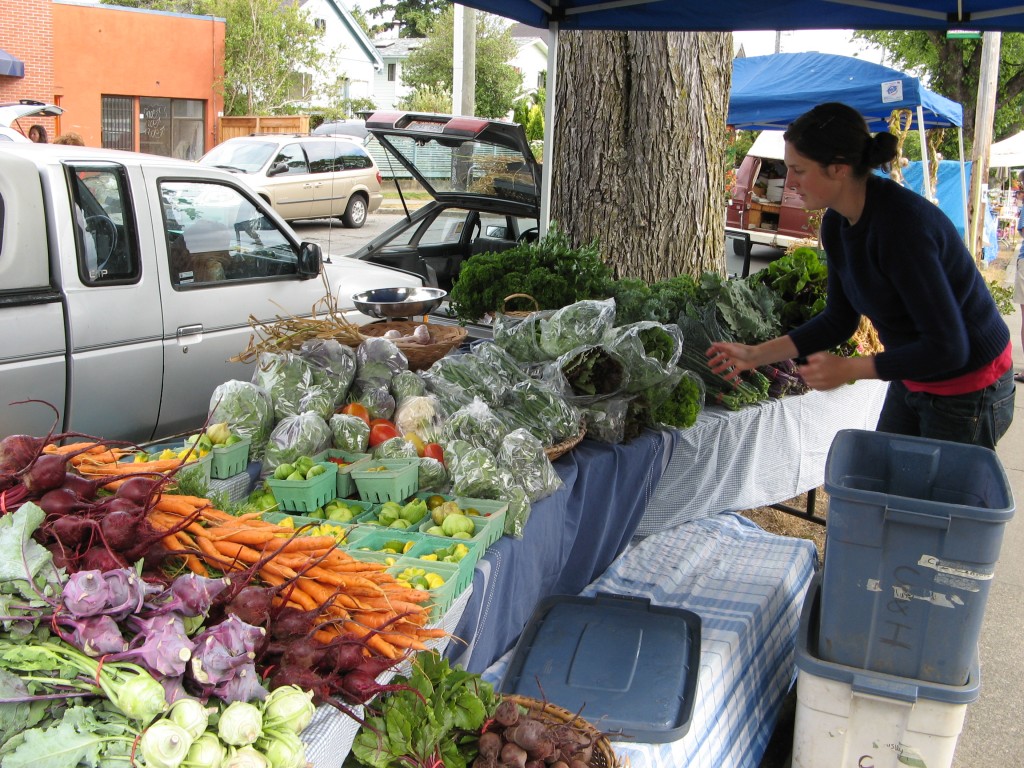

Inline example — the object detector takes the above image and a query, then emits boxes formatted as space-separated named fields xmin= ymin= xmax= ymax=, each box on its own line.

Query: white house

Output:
xmin=510 ymin=35 xmax=547 ymax=98
xmin=370 ymin=38 xmax=422 ymax=109
xmin=298 ymin=0 xmax=383 ymax=108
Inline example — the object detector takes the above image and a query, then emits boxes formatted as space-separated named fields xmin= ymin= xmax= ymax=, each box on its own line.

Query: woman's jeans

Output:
xmin=875 ymin=369 xmax=1016 ymax=450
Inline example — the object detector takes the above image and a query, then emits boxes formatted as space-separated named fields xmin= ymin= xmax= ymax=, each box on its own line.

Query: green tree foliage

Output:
xmin=525 ymin=105 xmax=544 ymax=141
xmin=854 ymin=31 xmax=1024 ymax=155
xmin=399 ymin=86 xmax=453 ymax=114
xmin=401 ymin=7 xmax=522 ymax=119
xmin=364 ymin=0 xmax=447 ymax=38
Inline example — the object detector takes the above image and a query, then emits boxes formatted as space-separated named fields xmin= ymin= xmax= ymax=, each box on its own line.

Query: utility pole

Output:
xmin=453 ymin=5 xmax=463 ymax=114
xmin=968 ymin=32 xmax=1001 ymax=264
xmin=461 ymin=7 xmax=476 ymax=115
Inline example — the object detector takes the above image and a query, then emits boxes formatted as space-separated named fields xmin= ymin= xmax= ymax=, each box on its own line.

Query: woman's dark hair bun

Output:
xmin=864 ymin=132 xmax=899 ymax=167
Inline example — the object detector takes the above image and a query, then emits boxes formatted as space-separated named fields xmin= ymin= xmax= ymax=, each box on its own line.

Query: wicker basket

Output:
xmin=505 ymin=694 xmax=620 ymax=768
xmin=359 ymin=321 xmax=468 ymax=370
xmin=500 ymin=293 xmax=541 ymax=319
xmin=545 ymin=424 xmax=586 ymax=461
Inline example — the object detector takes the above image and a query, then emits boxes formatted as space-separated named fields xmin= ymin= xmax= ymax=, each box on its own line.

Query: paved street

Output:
xmin=289 ymin=212 xmax=403 ymax=259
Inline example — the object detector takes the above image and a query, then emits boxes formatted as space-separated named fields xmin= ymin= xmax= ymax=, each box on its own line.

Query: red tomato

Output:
xmin=369 ymin=423 xmax=401 ymax=447
xmin=423 ymin=443 xmax=445 ymax=464
xmin=340 ymin=403 xmax=371 ymax=426
xmin=369 ymin=418 xmax=397 ymax=430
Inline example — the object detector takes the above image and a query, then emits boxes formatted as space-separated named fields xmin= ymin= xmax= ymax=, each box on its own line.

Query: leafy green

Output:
xmin=696 ymin=271 xmax=781 ymax=344
xmin=605 ymin=274 xmax=699 ymax=325
xmin=350 ymin=652 xmax=496 ymax=768
xmin=0 ymin=503 xmax=62 ymax=636
xmin=650 ymin=370 xmax=706 ymax=429
xmin=0 ymin=702 xmax=137 ymax=768
xmin=748 ymin=246 xmax=828 ymax=333
xmin=555 ymin=346 xmax=627 ymax=399
xmin=449 ymin=224 xmax=612 ymax=323
xmin=538 ymin=299 xmax=616 ymax=358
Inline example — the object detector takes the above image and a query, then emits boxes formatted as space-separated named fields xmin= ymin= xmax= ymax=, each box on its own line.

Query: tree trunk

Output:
xmin=551 ymin=30 xmax=733 ymax=282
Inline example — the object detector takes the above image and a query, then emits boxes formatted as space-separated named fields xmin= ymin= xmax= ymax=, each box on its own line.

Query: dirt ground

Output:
xmin=739 ymin=490 xmax=828 ymax=561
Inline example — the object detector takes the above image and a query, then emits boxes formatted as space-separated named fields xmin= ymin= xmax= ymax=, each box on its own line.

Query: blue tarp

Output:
xmin=729 ymin=53 xmax=963 ymax=132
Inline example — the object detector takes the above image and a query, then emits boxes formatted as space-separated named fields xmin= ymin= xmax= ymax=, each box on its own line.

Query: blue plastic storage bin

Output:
xmin=820 ymin=429 xmax=1014 ymax=686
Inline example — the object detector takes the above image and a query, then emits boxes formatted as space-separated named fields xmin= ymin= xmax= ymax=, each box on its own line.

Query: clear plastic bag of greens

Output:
xmin=422 ymin=354 xmax=511 ymax=407
xmin=393 ymin=395 xmax=444 ymax=442
xmin=493 ymin=310 xmax=554 ymax=363
xmin=208 ymin=380 xmax=274 ymax=461
xmin=252 ymin=351 xmax=316 ymax=421
xmin=262 ymin=412 xmax=332 ymax=477
xmin=497 ymin=378 xmax=581 ymax=445
xmin=441 ymin=397 xmax=506 ymax=453
xmin=541 ymin=344 xmax=630 ymax=404
xmin=329 ymin=413 xmax=370 ymax=453
xmin=603 ymin=321 xmax=684 ymax=393
xmin=471 ymin=341 xmax=533 ymax=384
xmin=298 ymin=339 xmax=357 ymax=415
xmin=390 ymin=370 xmax=426 ymax=404
xmin=538 ymin=298 xmax=616 ymax=359
xmin=582 ymin=398 xmax=631 ymax=444
xmin=417 ymin=456 xmax=448 ymax=492
xmin=356 ymin=337 xmax=408 ymax=382
xmin=349 ymin=378 xmax=396 ymax=421
xmin=497 ymin=428 xmax=563 ymax=501
xmin=449 ymin=445 xmax=501 ymax=498
xmin=373 ymin=436 xmax=418 ymax=459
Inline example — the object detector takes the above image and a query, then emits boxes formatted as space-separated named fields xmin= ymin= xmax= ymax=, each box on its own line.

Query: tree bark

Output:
xmin=551 ymin=30 xmax=732 ymax=282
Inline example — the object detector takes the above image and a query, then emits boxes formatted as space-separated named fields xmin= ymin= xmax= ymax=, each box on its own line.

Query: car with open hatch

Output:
xmin=350 ymin=111 xmax=541 ymax=289
xmin=199 ymin=133 xmax=383 ymax=227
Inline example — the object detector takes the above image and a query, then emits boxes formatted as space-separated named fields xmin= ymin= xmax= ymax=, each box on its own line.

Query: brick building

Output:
xmin=0 ymin=0 xmax=224 ymax=157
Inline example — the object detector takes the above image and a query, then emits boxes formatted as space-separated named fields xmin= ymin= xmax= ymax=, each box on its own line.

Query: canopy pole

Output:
xmin=540 ymin=19 xmax=559 ymax=237
xmin=917 ymin=105 xmax=932 ymax=202
xmin=958 ymin=127 xmax=969 ymax=247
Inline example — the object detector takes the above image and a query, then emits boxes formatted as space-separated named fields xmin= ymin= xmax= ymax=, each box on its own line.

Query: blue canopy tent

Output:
xmin=0 ymin=49 xmax=24 ymax=78
xmin=451 ymin=0 xmax=1010 ymax=236
xmin=728 ymin=52 xmax=968 ymax=240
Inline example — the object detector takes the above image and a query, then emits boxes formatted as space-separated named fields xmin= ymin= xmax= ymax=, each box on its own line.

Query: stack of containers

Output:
xmin=793 ymin=429 xmax=1015 ymax=768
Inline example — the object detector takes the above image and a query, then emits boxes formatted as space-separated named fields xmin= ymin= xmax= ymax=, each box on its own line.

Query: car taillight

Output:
xmin=376 ymin=170 xmax=382 ymax=185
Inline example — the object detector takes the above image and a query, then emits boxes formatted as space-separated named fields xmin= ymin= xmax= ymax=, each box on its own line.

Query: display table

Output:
xmin=447 ymin=379 xmax=887 ymax=674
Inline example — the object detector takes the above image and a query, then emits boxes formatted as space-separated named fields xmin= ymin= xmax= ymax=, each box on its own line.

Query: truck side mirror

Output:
xmin=297 ymin=242 xmax=322 ymax=279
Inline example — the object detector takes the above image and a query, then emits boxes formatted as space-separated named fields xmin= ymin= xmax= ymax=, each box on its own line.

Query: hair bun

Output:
xmin=865 ymin=132 xmax=899 ymax=166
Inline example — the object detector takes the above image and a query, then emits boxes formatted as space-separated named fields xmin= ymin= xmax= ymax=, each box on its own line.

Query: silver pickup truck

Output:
xmin=0 ymin=144 xmax=421 ymax=442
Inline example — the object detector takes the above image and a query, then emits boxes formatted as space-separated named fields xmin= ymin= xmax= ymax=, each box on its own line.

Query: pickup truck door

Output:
xmin=0 ymin=152 xmax=69 ymax=438
xmin=57 ymin=162 xmax=165 ymax=442
xmin=146 ymin=174 xmax=333 ymax=439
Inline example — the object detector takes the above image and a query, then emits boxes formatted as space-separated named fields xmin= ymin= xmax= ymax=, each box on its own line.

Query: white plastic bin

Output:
xmin=793 ymin=576 xmax=980 ymax=768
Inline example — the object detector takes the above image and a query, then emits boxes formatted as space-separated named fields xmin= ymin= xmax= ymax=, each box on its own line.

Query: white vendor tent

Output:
xmin=989 ymin=131 xmax=1024 ymax=168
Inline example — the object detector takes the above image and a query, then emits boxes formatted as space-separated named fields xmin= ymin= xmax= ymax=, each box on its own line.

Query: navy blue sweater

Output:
xmin=788 ymin=175 xmax=1008 ymax=383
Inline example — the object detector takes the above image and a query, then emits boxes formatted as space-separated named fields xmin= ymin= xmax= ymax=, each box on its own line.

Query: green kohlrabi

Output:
xmin=139 ymin=720 xmax=194 ymax=768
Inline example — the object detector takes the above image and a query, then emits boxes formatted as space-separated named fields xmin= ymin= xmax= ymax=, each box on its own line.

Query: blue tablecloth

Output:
xmin=445 ymin=429 xmax=667 ymax=672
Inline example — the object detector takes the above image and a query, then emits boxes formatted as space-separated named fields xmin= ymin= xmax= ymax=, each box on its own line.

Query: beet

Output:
xmin=49 ymin=514 xmax=95 ymax=550
xmin=79 ymin=546 xmax=128 ymax=573
xmin=338 ymin=669 xmax=422 ymax=706
xmin=99 ymin=509 xmax=143 ymax=553
xmin=0 ymin=434 xmax=46 ymax=474
xmin=477 ymin=732 xmax=502 ymax=761
xmin=37 ymin=488 xmax=88 ymax=517
xmin=21 ymin=453 xmax=71 ymax=495
xmin=114 ymin=476 xmax=164 ymax=507
xmin=60 ymin=473 xmax=104 ymax=501
xmin=493 ymin=698 xmax=521 ymax=727
xmin=500 ymin=742 xmax=528 ymax=768
xmin=225 ymin=585 xmax=275 ymax=626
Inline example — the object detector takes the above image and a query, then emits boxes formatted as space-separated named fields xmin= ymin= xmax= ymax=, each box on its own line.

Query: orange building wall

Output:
xmin=52 ymin=2 xmax=224 ymax=151
xmin=0 ymin=0 xmax=56 ymax=140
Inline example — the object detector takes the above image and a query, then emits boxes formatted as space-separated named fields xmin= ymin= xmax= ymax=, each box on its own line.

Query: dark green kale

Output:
xmin=649 ymin=371 xmax=705 ymax=429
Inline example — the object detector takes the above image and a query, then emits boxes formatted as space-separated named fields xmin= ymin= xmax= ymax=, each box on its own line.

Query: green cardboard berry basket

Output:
xmin=260 ymin=511 xmax=355 ymax=545
xmin=350 ymin=459 xmax=419 ymax=504
xmin=312 ymin=449 xmax=373 ymax=498
xmin=387 ymin=559 xmax=461 ymax=622
xmin=211 ymin=437 xmax=252 ymax=479
xmin=121 ymin=445 xmax=213 ymax=486
xmin=344 ymin=528 xmax=429 ymax=558
xmin=265 ymin=462 xmax=338 ymax=513
xmin=403 ymin=538 xmax=481 ymax=597
xmin=417 ymin=497 xmax=507 ymax=552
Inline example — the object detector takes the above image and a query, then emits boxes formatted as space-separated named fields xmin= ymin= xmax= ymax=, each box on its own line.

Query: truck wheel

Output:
xmin=341 ymin=195 xmax=368 ymax=228
xmin=732 ymin=238 xmax=750 ymax=258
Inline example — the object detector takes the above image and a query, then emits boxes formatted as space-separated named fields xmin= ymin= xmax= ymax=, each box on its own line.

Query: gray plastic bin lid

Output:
xmin=498 ymin=592 xmax=702 ymax=743
xmin=797 ymin=575 xmax=981 ymax=705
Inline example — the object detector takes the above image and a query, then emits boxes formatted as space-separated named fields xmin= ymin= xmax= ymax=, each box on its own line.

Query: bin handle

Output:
xmin=851 ymin=672 xmax=920 ymax=703
xmin=884 ymin=506 xmax=951 ymax=530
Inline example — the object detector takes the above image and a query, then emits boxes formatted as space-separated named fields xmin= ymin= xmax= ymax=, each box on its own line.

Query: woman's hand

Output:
xmin=706 ymin=341 xmax=760 ymax=383
xmin=797 ymin=352 xmax=877 ymax=390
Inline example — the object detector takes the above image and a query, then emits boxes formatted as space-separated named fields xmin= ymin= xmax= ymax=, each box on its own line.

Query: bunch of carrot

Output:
xmin=148 ymin=493 xmax=446 ymax=660
xmin=46 ymin=440 xmax=198 ymax=481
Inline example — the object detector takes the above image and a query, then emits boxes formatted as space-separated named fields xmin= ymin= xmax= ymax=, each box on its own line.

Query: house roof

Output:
xmin=373 ymin=38 xmax=423 ymax=60
xmin=301 ymin=0 xmax=384 ymax=70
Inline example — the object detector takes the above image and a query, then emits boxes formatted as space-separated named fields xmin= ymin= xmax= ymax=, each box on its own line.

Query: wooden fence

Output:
xmin=218 ymin=115 xmax=309 ymax=143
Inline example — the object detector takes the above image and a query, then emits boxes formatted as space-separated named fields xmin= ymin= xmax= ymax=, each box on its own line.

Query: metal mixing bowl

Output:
xmin=351 ymin=286 xmax=448 ymax=318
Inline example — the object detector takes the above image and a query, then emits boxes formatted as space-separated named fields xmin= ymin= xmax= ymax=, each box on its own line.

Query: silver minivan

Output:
xmin=200 ymin=134 xmax=383 ymax=227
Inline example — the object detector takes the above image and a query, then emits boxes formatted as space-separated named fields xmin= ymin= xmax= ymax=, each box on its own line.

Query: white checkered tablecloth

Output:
xmin=485 ymin=513 xmax=817 ymax=768
xmin=638 ymin=379 xmax=887 ymax=536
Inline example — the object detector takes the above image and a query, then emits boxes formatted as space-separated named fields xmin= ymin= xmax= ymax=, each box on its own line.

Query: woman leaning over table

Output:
xmin=707 ymin=101 xmax=1015 ymax=450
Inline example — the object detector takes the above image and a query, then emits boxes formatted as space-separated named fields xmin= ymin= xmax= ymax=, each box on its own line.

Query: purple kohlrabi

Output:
xmin=211 ymin=662 xmax=268 ymax=703
xmin=189 ymin=615 xmax=266 ymax=686
xmin=112 ymin=614 xmax=194 ymax=677
xmin=62 ymin=568 xmax=160 ymax=620
xmin=148 ymin=573 xmax=231 ymax=618
xmin=56 ymin=614 xmax=127 ymax=657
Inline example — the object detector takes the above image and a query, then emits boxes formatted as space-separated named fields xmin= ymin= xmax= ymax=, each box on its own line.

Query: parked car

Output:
xmin=199 ymin=134 xmax=383 ymax=227
xmin=312 ymin=119 xmax=369 ymax=142
xmin=350 ymin=112 xmax=541 ymax=289
xmin=0 ymin=99 xmax=63 ymax=142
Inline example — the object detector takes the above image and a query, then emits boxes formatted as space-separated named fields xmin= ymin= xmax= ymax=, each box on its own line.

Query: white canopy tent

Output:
xmin=989 ymin=131 xmax=1024 ymax=167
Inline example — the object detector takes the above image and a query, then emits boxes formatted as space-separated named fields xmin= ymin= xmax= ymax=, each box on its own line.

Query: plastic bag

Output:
xmin=422 ymin=354 xmax=511 ymax=407
xmin=208 ymin=380 xmax=274 ymax=460
xmin=448 ymin=445 xmax=501 ymax=498
xmin=417 ymin=457 xmax=448 ymax=491
xmin=497 ymin=379 xmax=581 ymax=446
xmin=441 ymin=397 xmax=506 ymax=453
xmin=582 ymin=398 xmax=630 ymax=444
xmin=252 ymin=351 xmax=316 ymax=421
xmin=538 ymin=298 xmax=616 ymax=359
xmin=262 ymin=412 xmax=332 ymax=477
xmin=356 ymin=337 xmax=408 ymax=382
xmin=390 ymin=370 xmax=426 ymax=404
xmin=393 ymin=395 xmax=444 ymax=442
xmin=497 ymin=428 xmax=563 ymax=501
xmin=471 ymin=341 xmax=532 ymax=384
xmin=373 ymin=436 xmax=418 ymax=460
xmin=349 ymin=378 xmax=397 ymax=421
xmin=603 ymin=321 xmax=684 ymax=393
xmin=492 ymin=310 xmax=554 ymax=363
xmin=541 ymin=344 xmax=629 ymax=404
xmin=298 ymin=339 xmax=357 ymax=413
xmin=329 ymin=413 xmax=370 ymax=453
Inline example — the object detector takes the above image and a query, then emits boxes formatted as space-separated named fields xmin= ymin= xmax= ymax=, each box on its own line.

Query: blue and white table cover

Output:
xmin=485 ymin=513 xmax=819 ymax=768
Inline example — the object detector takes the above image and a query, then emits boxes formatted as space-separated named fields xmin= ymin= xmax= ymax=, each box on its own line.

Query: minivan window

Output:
xmin=160 ymin=180 xmax=298 ymax=288
xmin=340 ymin=146 xmax=373 ymax=170
xmin=273 ymin=143 xmax=308 ymax=175
xmin=201 ymin=140 xmax=277 ymax=174
xmin=302 ymin=141 xmax=336 ymax=174
xmin=69 ymin=165 xmax=140 ymax=285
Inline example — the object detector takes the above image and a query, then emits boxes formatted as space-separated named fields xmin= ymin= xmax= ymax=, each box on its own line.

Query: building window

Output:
xmin=387 ymin=63 xmax=397 ymax=82
xmin=314 ymin=18 xmax=325 ymax=31
xmin=101 ymin=95 xmax=134 ymax=151
xmin=140 ymin=97 xmax=205 ymax=160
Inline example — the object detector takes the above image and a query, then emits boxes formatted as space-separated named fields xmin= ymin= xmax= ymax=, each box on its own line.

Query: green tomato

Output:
xmin=451 ymin=531 xmax=473 ymax=540
xmin=285 ymin=471 xmax=305 ymax=482
xmin=328 ymin=507 xmax=354 ymax=523
xmin=425 ymin=525 xmax=445 ymax=536
xmin=389 ymin=519 xmax=411 ymax=530
xmin=441 ymin=513 xmax=475 ymax=537
xmin=274 ymin=463 xmax=295 ymax=480
xmin=378 ymin=508 xmax=399 ymax=525
xmin=295 ymin=456 xmax=314 ymax=472
xmin=305 ymin=464 xmax=326 ymax=478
